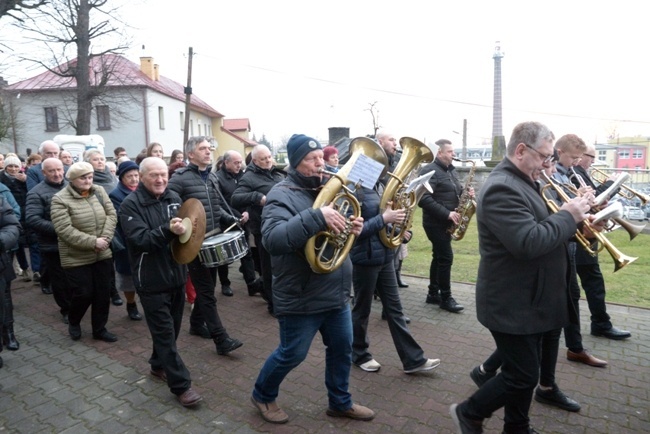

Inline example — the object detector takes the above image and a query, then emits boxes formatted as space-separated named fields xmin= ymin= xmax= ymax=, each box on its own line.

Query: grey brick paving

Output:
xmin=1 ymin=273 xmax=648 ymax=433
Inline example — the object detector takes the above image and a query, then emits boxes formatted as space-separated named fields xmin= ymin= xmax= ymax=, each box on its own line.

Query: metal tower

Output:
xmin=492 ymin=41 xmax=504 ymax=139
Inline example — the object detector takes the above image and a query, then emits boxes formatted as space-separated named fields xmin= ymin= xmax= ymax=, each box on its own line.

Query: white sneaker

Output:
xmin=357 ymin=359 xmax=381 ymax=372
xmin=404 ymin=358 xmax=440 ymax=374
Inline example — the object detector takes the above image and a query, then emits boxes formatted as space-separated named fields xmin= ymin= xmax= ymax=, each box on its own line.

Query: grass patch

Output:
xmin=403 ymin=208 xmax=650 ymax=309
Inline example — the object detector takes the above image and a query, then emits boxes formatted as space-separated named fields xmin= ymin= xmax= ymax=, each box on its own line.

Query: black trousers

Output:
xmin=576 ymin=262 xmax=611 ymax=331
xmin=216 ymin=250 xmax=257 ymax=287
xmin=187 ymin=258 xmax=228 ymax=342
xmin=423 ymin=224 xmax=454 ymax=299
xmin=462 ymin=330 xmax=543 ymax=434
xmin=139 ymin=287 xmax=191 ymax=395
xmin=64 ymin=259 xmax=112 ymax=335
xmin=563 ymin=242 xmax=584 ymax=353
xmin=254 ymin=233 xmax=273 ymax=311
xmin=41 ymin=251 xmax=71 ymax=316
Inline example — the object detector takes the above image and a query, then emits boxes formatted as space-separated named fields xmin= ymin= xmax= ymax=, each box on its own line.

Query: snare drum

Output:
xmin=198 ymin=230 xmax=249 ymax=267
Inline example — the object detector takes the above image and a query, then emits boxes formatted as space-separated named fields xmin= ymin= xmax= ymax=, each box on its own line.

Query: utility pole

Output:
xmin=462 ymin=118 xmax=468 ymax=166
xmin=183 ymin=47 xmax=194 ymax=146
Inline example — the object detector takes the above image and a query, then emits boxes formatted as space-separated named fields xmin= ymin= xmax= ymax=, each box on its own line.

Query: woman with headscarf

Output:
xmin=51 ymin=162 xmax=118 ymax=342
xmin=109 ymin=160 xmax=143 ymax=321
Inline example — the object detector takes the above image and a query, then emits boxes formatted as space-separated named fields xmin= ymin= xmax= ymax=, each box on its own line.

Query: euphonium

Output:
xmin=448 ymin=158 xmax=477 ymax=241
xmin=540 ymin=172 xmax=637 ymax=273
xmin=305 ymin=137 xmax=388 ymax=274
xmin=379 ymin=137 xmax=434 ymax=249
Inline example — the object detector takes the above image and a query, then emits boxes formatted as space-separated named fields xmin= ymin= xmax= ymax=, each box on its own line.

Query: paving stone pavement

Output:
xmin=1 ymin=271 xmax=648 ymax=433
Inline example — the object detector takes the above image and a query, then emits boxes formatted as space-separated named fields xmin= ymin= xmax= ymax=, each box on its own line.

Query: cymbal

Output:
xmin=171 ymin=198 xmax=206 ymax=264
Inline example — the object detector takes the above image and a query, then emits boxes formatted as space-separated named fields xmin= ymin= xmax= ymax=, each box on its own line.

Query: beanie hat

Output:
xmin=116 ymin=160 xmax=139 ymax=181
xmin=66 ymin=162 xmax=94 ymax=181
xmin=286 ymin=134 xmax=322 ymax=168
xmin=4 ymin=156 xmax=21 ymax=168
xmin=323 ymin=146 xmax=338 ymax=162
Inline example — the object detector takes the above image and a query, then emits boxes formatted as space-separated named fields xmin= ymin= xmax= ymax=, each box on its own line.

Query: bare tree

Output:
xmin=0 ymin=0 xmax=48 ymax=22
xmin=365 ymin=101 xmax=381 ymax=138
xmin=14 ymin=0 xmax=130 ymax=134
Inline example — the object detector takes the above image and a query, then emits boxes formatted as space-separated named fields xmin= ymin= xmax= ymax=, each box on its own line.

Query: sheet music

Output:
xmin=347 ymin=154 xmax=385 ymax=187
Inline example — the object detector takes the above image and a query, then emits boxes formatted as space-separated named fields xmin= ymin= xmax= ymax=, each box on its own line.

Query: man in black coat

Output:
xmin=120 ymin=157 xmax=201 ymax=408
xmin=0 ymin=194 xmax=21 ymax=369
xmin=418 ymin=139 xmax=468 ymax=313
xmin=450 ymin=121 xmax=596 ymax=434
xmin=214 ymin=150 xmax=259 ymax=297
xmin=25 ymin=158 xmax=71 ymax=322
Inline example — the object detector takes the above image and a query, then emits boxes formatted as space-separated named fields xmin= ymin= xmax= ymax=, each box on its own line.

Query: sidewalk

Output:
xmin=1 ymin=272 xmax=648 ymax=433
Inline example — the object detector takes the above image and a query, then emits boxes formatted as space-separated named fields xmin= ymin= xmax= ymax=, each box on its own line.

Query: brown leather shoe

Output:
xmin=251 ymin=396 xmax=289 ymax=423
xmin=150 ymin=368 xmax=167 ymax=381
xmin=567 ymin=349 xmax=608 ymax=367
xmin=326 ymin=403 xmax=375 ymax=421
xmin=177 ymin=388 xmax=202 ymax=407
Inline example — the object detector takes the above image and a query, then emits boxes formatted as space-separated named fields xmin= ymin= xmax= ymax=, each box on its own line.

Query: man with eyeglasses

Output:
xmin=231 ymin=145 xmax=286 ymax=315
xmin=168 ymin=136 xmax=244 ymax=356
xmin=553 ymin=134 xmax=609 ymax=368
xmin=570 ymin=144 xmax=631 ymax=341
xmin=450 ymin=122 xmax=596 ymax=434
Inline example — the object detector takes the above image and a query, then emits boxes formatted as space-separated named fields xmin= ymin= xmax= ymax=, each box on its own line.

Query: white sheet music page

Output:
xmin=347 ymin=154 xmax=385 ymax=188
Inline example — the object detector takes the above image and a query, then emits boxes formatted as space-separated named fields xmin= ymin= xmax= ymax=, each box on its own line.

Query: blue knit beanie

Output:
xmin=116 ymin=160 xmax=139 ymax=181
xmin=286 ymin=134 xmax=322 ymax=168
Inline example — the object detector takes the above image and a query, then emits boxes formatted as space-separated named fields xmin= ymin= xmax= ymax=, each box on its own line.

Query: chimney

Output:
xmin=328 ymin=127 xmax=350 ymax=145
xmin=153 ymin=64 xmax=160 ymax=81
xmin=140 ymin=57 xmax=155 ymax=80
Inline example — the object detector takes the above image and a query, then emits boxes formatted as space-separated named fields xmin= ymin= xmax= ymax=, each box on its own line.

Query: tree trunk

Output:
xmin=75 ymin=0 xmax=92 ymax=135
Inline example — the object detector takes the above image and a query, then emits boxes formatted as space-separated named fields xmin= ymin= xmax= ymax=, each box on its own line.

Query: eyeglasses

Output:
xmin=583 ymin=153 xmax=596 ymax=159
xmin=524 ymin=143 xmax=554 ymax=164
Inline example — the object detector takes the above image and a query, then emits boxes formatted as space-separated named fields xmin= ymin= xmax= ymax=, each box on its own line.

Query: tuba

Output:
xmin=305 ymin=137 xmax=388 ymax=274
xmin=379 ymin=137 xmax=434 ymax=249
xmin=448 ymin=158 xmax=477 ymax=241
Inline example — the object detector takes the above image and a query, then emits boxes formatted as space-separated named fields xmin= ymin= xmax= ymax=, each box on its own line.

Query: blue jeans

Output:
xmin=253 ymin=305 xmax=353 ymax=411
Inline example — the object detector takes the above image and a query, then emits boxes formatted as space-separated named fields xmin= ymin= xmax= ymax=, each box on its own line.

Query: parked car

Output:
xmin=623 ymin=206 xmax=646 ymax=221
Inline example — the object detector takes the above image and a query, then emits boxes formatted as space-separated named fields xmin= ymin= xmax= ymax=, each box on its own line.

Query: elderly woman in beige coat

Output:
xmin=51 ymin=162 xmax=118 ymax=342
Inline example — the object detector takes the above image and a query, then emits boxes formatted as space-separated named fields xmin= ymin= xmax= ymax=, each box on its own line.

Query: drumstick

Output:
xmin=203 ymin=221 xmax=240 ymax=240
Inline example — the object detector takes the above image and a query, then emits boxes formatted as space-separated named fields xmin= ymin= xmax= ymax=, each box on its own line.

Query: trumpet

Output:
xmin=590 ymin=167 xmax=650 ymax=206
xmin=569 ymin=168 xmax=646 ymax=240
xmin=540 ymin=172 xmax=637 ymax=273
xmin=304 ymin=137 xmax=388 ymax=274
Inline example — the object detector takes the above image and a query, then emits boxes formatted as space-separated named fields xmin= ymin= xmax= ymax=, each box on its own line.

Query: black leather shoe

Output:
xmin=534 ymin=386 xmax=581 ymax=412
xmin=41 ymin=285 xmax=53 ymax=295
xmin=93 ymin=330 xmax=118 ymax=342
xmin=426 ymin=293 xmax=441 ymax=305
xmin=221 ymin=285 xmax=234 ymax=296
xmin=591 ymin=326 xmax=631 ymax=340
xmin=396 ymin=274 xmax=409 ymax=288
xmin=111 ymin=293 xmax=123 ymax=306
xmin=189 ymin=325 xmax=211 ymax=339
xmin=126 ymin=303 xmax=143 ymax=321
xmin=69 ymin=324 xmax=81 ymax=340
xmin=247 ymin=279 xmax=262 ymax=296
xmin=216 ymin=337 xmax=243 ymax=355
xmin=3 ymin=328 xmax=19 ymax=351
xmin=381 ymin=311 xmax=411 ymax=324
xmin=0 ymin=355 xmax=3 ymax=369
xmin=440 ymin=297 xmax=464 ymax=313
xmin=470 ymin=366 xmax=496 ymax=388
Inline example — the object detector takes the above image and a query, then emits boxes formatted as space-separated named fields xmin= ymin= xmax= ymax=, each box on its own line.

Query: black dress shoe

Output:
xmin=591 ymin=326 xmax=631 ymax=340
xmin=111 ymin=293 xmax=123 ymax=306
xmin=247 ymin=279 xmax=262 ymax=296
xmin=93 ymin=331 xmax=118 ymax=342
xmin=216 ymin=337 xmax=243 ymax=355
xmin=69 ymin=324 xmax=81 ymax=340
xmin=41 ymin=285 xmax=53 ymax=295
xmin=189 ymin=325 xmax=211 ymax=339
xmin=440 ymin=297 xmax=464 ymax=313
xmin=381 ymin=311 xmax=411 ymax=324
xmin=126 ymin=303 xmax=143 ymax=321
xmin=534 ymin=386 xmax=581 ymax=412
xmin=221 ymin=285 xmax=234 ymax=296
xmin=3 ymin=328 xmax=19 ymax=351
xmin=396 ymin=274 xmax=409 ymax=288
xmin=470 ymin=366 xmax=496 ymax=388
xmin=426 ymin=293 xmax=441 ymax=305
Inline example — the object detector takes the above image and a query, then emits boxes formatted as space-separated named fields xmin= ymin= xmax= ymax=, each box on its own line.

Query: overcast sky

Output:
xmin=3 ymin=0 xmax=649 ymax=148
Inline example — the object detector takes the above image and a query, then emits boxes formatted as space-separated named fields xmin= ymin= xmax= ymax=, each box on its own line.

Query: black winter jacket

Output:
xmin=215 ymin=166 xmax=243 ymax=218
xmin=0 ymin=196 xmax=21 ymax=279
xmin=119 ymin=184 xmax=186 ymax=293
xmin=350 ymin=185 xmax=394 ymax=266
xmin=167 ymin=163 xmax=238 ymax=233
xmin=232 ymin=163 xmax=286 ymax=235
xmin=418 ymin=158 xmax=462 ymax=228
xmin=262 ymin=169 xmax=352 ymax=316
xmin=25 ymin=179 xmax=67 ymax=253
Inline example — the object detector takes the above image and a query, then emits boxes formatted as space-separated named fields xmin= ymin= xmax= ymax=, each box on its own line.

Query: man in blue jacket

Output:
xmin=251 ymin=134 xmax=375 ymax=424
xmin=120 ymin=157 xmax=201 ymax=408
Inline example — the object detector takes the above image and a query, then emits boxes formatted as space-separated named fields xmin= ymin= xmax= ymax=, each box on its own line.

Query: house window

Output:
xmin=597 ymin=150 xmax=606 ymax=161
xmin=618 ymin=150 xmax=629 ymax=158
xmin=44 ymin=107 xmax=59 ymax=132
xmin=633 ymin=150 xmax=643 ymax=159
xmin=158 ymin=106 xmax=165 ymax=130
xmin=180 ymin=112 xmax=184 ymax=131
xmin=96 ymin=105 xmax=111 ymax=130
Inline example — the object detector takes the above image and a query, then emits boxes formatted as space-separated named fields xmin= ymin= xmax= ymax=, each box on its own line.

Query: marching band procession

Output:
xmin=0 ymin=124 xmax=645 ymax=434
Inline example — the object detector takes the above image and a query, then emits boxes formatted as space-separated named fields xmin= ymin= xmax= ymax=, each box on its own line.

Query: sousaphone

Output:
xmin=171 ymin=198 xmax=206 ymax=264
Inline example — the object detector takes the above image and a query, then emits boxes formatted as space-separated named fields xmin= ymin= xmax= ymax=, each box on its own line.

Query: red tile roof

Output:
xmin=223 ymin=118 xmax=250 ymax=131
xmin=6 ymin=54 xmax=223 ymax=118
